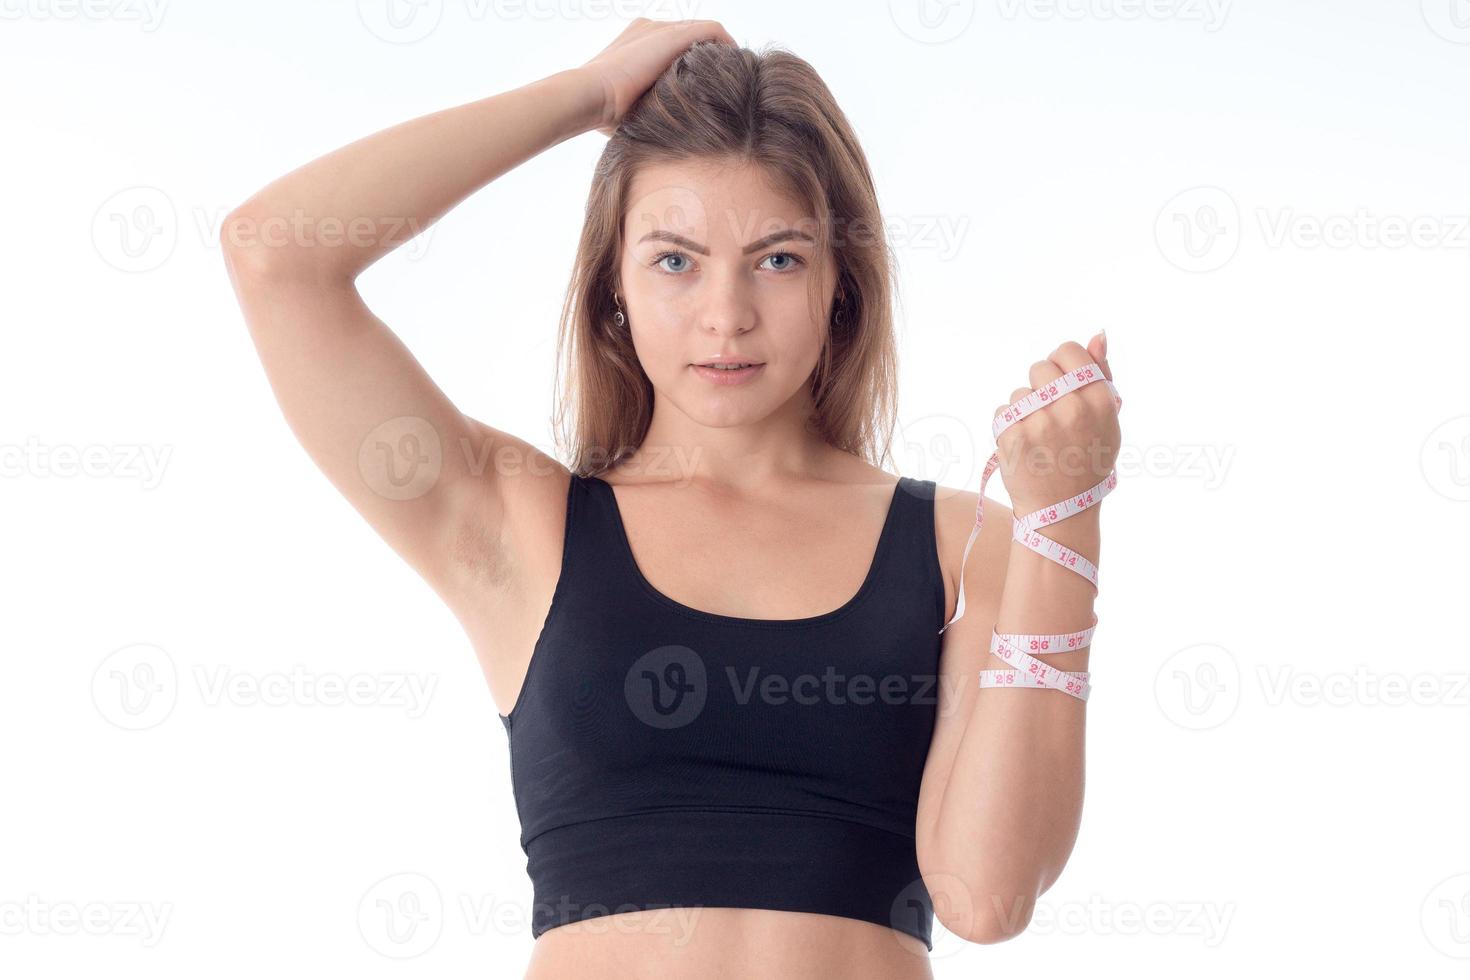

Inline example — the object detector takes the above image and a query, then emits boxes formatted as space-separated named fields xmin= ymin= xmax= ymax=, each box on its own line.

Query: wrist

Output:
xmin=543 ymin=67 xmax=608 ymax=138
xmin=1012 ymin=515 xmax=1099 ymax=561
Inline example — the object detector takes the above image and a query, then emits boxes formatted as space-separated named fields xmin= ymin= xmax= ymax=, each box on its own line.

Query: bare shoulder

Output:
xmin=930 ymin=481 xmax=1013 ymax=623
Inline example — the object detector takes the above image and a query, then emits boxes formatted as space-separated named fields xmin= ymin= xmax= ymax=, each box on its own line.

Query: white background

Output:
xmin=4 ymin=0 xmax=1469 ymax=976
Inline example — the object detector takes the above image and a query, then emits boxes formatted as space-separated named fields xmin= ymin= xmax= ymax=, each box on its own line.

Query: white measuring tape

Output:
xmin=937 ymin=362 xmax=1121 ymax=701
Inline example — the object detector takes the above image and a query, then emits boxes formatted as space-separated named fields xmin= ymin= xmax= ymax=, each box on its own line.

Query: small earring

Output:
xmin=613 ymin=293 xmax=626 ymax=328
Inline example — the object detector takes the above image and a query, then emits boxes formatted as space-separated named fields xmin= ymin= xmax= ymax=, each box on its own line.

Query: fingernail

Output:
xmin=1099 ymin=329 xmax=1108 ymax=357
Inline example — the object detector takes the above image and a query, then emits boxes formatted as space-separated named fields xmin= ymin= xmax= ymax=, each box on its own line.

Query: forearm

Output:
xmin=934 ymin=510 xmax=1095 ymax=932
xmin=223 ymin=68 xmax=603 ymax=280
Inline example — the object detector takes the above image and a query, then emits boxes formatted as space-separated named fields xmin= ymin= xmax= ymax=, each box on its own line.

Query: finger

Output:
xmin=707 ymin=22 xmax=737 ymax=44
xmin=1027 ymin=359 xmax=1060 ymax=391
xmin=1071 ymin=335 xmax=1119 ymax=411
xmin=1039 ymin=340 xmax=1119 ymax=417
xmin=1051 ymin=338 xmax=1113 ymax=391
xmin=677 ymin=20 xmax=735 ymax=45
xmin=1084 ymin=332 xmax=1113 ymax=383
xmin=1068 ymin=332 xmax=1110 ymax=381
xmin=1047 ymin=340 xmax=1093 ymax=372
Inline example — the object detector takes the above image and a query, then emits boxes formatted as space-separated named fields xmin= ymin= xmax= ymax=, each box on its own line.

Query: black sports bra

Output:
xmin=498 ymin=472 xmax=946 ymax=948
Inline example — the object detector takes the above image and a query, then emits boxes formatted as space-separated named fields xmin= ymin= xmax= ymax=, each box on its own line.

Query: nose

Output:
xmin=696 ymin=269 xmax=756 ymax=337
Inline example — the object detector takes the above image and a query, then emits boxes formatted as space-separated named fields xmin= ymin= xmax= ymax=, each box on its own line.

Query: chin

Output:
xmin=683 ymin=402 xmax=772 ymax=428
xmin=667 ymin=383 xmax=774 ymax=423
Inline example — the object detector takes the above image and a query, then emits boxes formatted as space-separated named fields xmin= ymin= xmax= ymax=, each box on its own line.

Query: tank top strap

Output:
xmin=552 ymin=472 xmax=632 ymax=589
xmin=880 ymin=476 xmax=947 ymax=632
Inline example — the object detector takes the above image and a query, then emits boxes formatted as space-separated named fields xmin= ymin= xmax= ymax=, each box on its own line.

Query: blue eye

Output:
xmin=653 ymin=251 xmax=691 ymax=274
xmin=761 ymin=252 xmax=804 ymax=272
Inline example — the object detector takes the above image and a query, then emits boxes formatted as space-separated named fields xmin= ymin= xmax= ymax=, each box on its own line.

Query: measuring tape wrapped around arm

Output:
xmin=937 ymin=360 xmax=1121 ymax=702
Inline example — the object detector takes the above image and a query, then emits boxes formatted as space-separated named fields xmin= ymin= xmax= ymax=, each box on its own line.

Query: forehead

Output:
xmin=624 ymin=158 xmax=818 ymax=245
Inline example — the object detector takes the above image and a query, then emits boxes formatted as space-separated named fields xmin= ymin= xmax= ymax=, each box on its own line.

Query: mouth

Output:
xmin=693 ymin=360 xmax=764 ymax=370
xmin=690 ymin=361 xmax=766 ymax=384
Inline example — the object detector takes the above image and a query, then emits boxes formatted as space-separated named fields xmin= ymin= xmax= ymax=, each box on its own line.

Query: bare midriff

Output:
xmin=521 ymin=906 xmax=935 ymax=980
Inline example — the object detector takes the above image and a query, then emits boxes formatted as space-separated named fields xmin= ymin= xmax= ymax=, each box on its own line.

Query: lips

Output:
xmin=691 ymin=362 xmax=766 ymax=385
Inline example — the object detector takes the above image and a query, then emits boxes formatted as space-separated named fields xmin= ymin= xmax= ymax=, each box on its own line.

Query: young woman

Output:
xmin=221 ymin=18 xmax=1117 ymax=979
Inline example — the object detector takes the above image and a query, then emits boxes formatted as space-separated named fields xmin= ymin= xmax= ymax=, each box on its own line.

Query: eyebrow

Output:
xmin=635 ymin=228 xmax=817 ymax=255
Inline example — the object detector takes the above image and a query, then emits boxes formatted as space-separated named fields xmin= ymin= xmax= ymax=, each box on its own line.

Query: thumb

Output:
xmin=1088 ymin=330 xmax=1121 ymax=411
xmin=1088 ymin=330 xmax=1111 ymax=379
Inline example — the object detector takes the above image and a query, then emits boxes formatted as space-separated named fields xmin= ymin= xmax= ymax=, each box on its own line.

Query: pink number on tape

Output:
xmin=937 ymin=361 xmax=1122 ymax=702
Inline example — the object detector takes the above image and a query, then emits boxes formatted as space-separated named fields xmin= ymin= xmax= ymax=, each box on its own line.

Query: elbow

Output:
xmin=219 ymin=205 xmax=338 ymax=284
xmin=927 ymin=871 xmax=1036 ymax=946
xmin=940 ymin=900 xmax=1032 ymax=946
xmin=968 ymin=912 xmax=1032 ymax=946
xmin=218 ymin=206 xmax=280 ymax=281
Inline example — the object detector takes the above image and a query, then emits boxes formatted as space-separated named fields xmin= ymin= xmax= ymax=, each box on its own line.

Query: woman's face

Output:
xmin=618 ymin=158 xmax=837 ymax=430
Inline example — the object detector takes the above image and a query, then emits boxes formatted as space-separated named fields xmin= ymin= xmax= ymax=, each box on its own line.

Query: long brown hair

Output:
xmin=552 ymin=40 xmax=900 ymax=478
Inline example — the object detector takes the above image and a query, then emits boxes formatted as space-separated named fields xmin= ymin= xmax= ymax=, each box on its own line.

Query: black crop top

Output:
xmin=498 ymin=472 xmax=946 ymax=949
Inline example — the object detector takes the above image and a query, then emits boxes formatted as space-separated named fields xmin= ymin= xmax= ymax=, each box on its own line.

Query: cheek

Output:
xmin=626 ymin=320 xmax=683 ymax=378
xmin=624 ymin=279 xmax=691 ymax=331
xmin=773 ymin=317 xmax=827 ymax=364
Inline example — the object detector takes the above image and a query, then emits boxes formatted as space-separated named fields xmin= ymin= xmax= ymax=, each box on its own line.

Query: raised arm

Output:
xmin=218 ymin=67 xmax=603 ymax=599
xmin=219 ymin=21 xmax=737 ymax=608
